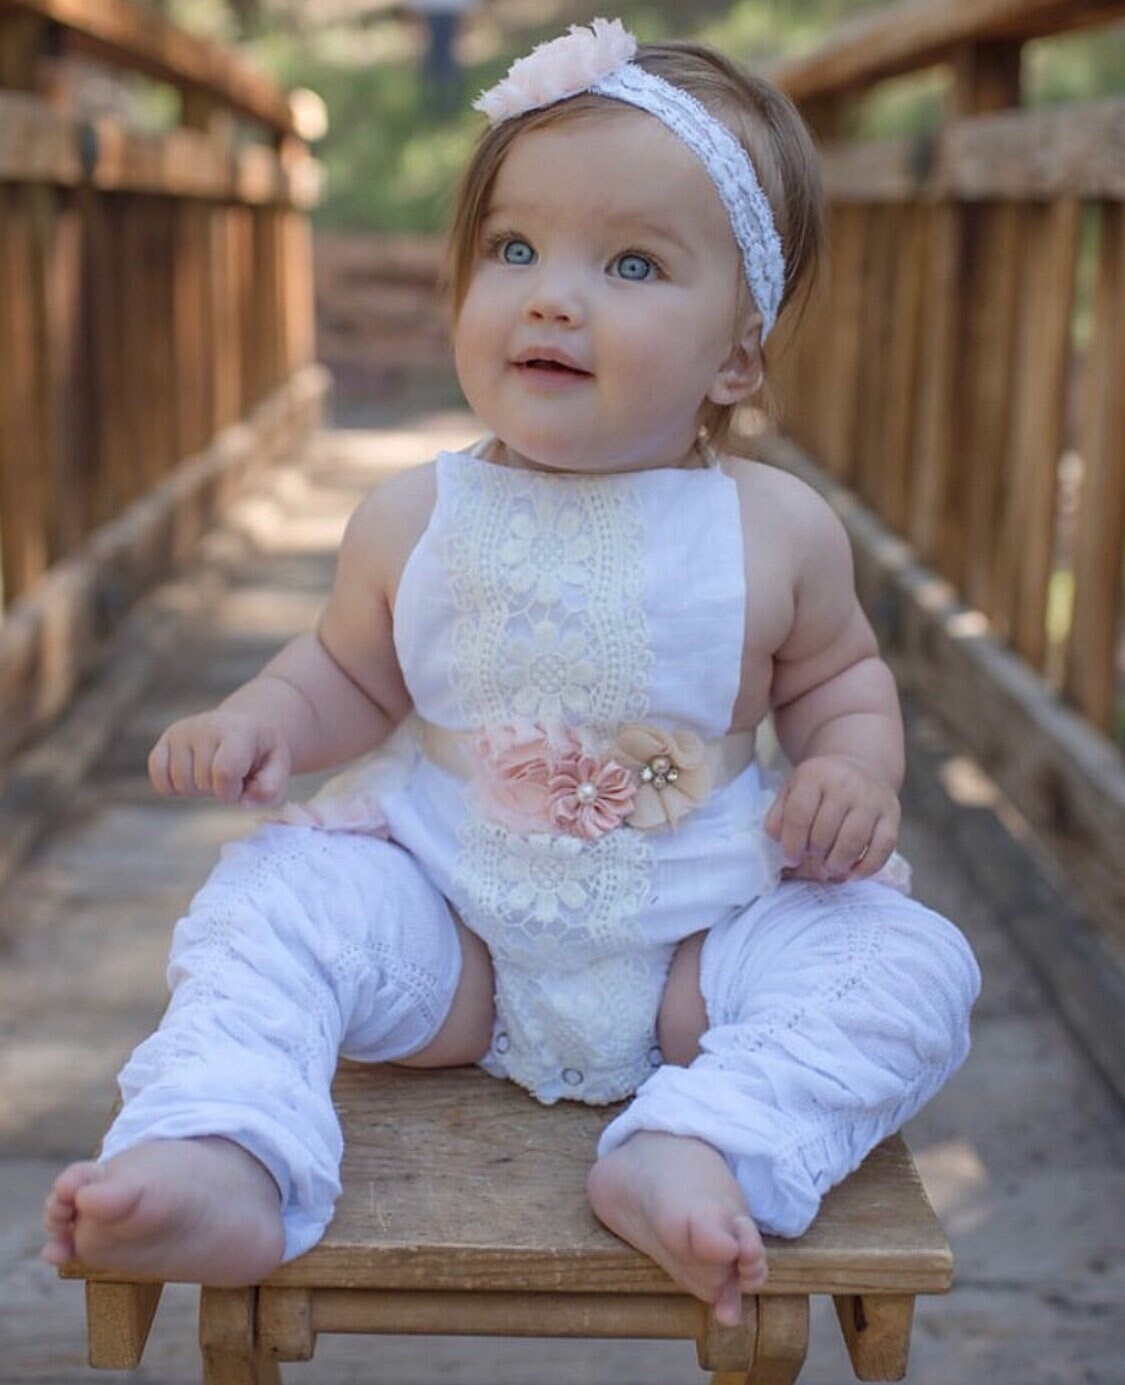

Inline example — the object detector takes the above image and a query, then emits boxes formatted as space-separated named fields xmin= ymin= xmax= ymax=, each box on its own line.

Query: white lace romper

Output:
xmin=305 ymin=445 xmax=782 ymax=1106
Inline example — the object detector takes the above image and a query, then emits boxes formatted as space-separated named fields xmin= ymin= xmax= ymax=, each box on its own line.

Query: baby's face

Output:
xmin=453 ymin=109 xmax=750 ymax=475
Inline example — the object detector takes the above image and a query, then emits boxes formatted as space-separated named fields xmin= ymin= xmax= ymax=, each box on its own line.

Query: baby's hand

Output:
xmin=764 ymin=755 xmax=900 ymax=883
xmin=148 ymin=711 xmax=291 ymax=807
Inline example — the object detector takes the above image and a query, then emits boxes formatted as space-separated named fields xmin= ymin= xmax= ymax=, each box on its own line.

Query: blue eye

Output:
xmin=499 ymin=237 xmax=535 ymax=265
xmin=614 ymin=252 xmax=656 ymax=281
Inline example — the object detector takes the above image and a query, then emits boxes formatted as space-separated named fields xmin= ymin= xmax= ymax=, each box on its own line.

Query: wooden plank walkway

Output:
xmin=1 ymin=398 xmax=1123 ymax=1383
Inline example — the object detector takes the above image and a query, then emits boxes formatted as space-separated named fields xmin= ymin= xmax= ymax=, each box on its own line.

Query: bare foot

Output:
xmin=42 ymin=1138 xmax=285 ymax=1285
xmin=587 ymin=1131 xmax=767 ymax=1326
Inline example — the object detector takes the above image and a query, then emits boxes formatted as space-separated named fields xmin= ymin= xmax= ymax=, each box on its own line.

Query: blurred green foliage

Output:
xmin=150 ymin=1 xmax=1124 ymax=232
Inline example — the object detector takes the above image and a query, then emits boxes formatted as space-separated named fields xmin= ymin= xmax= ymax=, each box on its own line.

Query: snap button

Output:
xmin=494 ymin=1032 xmax=510 ymax=1054
xmin=562 ymin=1067 xmax=583 ymax=1086
xmin=649 ymin=1045 xmax=663 ymax=1067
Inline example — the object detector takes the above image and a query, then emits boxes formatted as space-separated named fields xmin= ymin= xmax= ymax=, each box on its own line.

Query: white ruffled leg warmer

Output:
xmin=598 ymin=878 xmax=980 ymax=1237
xmin=100 ymin=825 xmax=462 ymax=1260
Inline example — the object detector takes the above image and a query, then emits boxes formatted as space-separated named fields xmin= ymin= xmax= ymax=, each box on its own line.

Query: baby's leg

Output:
xmin=43 ymin=826 xmax=480 ymax=1283
xmin=590 ymin=881 xmax=979 ymax=1323
xmin=589 ymin=930 xmax=762 ymax=1326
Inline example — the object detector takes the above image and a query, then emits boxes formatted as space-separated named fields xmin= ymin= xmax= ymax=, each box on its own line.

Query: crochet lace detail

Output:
xmin=444 ymin=460 xmax=652 ymax=732
xmin=443 ymin=459 xmax=664 ymax=1102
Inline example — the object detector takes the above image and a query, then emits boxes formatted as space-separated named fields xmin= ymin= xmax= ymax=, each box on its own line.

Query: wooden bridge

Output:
xmin=0 ymin=1 xmax=1123 ymax=1381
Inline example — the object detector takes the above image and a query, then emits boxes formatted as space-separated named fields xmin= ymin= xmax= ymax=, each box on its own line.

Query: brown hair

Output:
xmin=445 ymin=40 xmax=824 ymax=449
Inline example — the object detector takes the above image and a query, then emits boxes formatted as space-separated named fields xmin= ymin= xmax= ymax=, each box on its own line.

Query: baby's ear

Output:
xmin=707 ymin=312 xmax=764 ymax=406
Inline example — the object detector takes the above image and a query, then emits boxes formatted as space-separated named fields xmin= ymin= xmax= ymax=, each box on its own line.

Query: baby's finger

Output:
xmin=849 ymin=817 xmax=898 ymax=880
xmin=823 ymin=808 xmax=878 ymax=878
xmin=806 ymin=794 xmax=849 ymax=863
xmin=167 ymin=741 xmax=199 ymax=797
xmin=211 ymin=738 xmax=253 ymax=804
xmin=147 ymin=737 xmax=173 ymax=795
xmin=778 ymin=781 xmax=822 ymax=867
xmin=764 ymin=784 xmax=787 ymax=840
xmin=239 ymin=746 xmax=289 ymax=808
xmin=192 ymin=731 xmax=223 ymax=795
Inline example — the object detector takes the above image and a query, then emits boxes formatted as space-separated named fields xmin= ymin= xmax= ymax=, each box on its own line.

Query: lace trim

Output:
xmin=593 ymin=65 xmax=785 ymax=338
xmin=443 ymin=458 xmax=659 ymax=1102
xmin=444 ymin=460 xmax=652 ymax=732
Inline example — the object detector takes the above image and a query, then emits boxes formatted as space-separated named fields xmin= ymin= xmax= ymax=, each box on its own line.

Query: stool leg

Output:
xmin=86 ymin=1281 xmax=163 ymax=1367
xmin=200 ymin=1287 xmax=282 ymax=1385
xmin=711 ymin=1295 xmax=809 ymax=1385
xmin=833 ymin=1293 xmax=915 ymax=1380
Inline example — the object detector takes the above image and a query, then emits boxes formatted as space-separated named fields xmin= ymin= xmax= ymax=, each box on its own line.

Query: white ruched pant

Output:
xmin=102 ymin=826 xmax=979 ymax=1259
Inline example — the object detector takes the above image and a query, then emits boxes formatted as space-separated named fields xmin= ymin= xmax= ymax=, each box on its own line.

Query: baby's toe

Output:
xmin=40 ymin=1231 xmax=75 ymax=1266
xmin=51 ymin=1161 xmax=104 ymax=1204
xmin=733 ymin=1215 xmax=768 ymax=1289
xmin=686 ymin=1208 xmax=742 ymax=1266
xmin=712 ymin=1273 xmax=744 ymax=1327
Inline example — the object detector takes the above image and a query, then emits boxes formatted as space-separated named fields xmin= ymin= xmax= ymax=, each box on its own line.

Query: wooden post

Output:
xmin=833 ymin=1293 xmax=915 ymax=1380
xmin=200 ymin=1287 xmax=282 ymax=1385
xmin=0 ymin=12 xmax=49 ymax=91
xmin=86 ymin=1281 xmax=163 ymax=1369
xmin=1064 ymin=202 xmax=1125 ymax=727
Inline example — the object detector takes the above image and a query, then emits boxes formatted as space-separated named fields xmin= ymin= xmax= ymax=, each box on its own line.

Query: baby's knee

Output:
xmin=395 ymin=921 xmax=495 ymax=1068
xmin=657 ymin=932 xmax=709 ymax=1067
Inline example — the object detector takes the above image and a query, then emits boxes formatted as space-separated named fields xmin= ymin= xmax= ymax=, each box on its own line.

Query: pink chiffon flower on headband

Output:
xmin=473 ymin=17 xmax=636 ymax=125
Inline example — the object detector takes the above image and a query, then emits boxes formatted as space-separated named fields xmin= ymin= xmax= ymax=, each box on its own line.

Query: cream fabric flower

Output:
xmin=473 ymin=18 xmax=636 ymax=126
xmin=613 ymin=724 xmax=713 ymax=830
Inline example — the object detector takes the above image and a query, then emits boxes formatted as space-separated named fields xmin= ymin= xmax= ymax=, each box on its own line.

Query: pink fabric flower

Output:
xmin=470 ymin=726 xmax=556 ymax=834
xmin=473 ymin=18 xmax=636 ymax=125
xmin=613 ymin=724 xmax=713 ymax=830
xmin=270 ymin=793 xmax=389 ymax=836
xmin=549 ymin=752 xmax=636 ymax=841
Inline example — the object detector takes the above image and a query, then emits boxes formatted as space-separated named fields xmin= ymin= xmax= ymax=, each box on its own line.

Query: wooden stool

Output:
xmin=67 ymin=1063 xmax=952 ymax=1383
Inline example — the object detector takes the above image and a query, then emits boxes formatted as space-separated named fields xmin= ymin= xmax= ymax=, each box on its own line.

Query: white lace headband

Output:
xmin=473 ymin=18 xmax=785 ymax=340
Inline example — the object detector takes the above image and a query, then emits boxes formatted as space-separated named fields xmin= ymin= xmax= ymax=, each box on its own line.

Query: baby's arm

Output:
xmin=764 ymin=488 xmax=903 ymax=881
xmin=149 ymin=471 xmax=424 ymax=806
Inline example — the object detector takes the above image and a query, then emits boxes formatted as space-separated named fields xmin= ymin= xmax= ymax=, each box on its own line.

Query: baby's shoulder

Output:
xmin=720 ymin=454 xmax=844 ymax=542
xmin=341 ymin=459 xmax=438 ymax=582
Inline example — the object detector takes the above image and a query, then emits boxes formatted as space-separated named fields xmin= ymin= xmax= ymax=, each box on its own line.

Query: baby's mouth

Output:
xmin=515 ymin=357 xmax=593 ymax=379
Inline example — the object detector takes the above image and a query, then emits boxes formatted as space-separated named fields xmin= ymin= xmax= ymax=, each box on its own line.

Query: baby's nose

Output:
xmin=523 ymin=270 xmax=585 ymax=325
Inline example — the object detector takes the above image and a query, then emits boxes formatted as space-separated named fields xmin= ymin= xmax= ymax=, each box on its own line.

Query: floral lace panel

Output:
xmin=444 ymin=461 xmax=652 ymax=733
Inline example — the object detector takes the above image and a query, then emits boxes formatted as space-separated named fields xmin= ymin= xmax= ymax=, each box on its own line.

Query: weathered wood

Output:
xmin=697 ymin=1303 xmax=758 ymax=1373
xmin=0 ymin=365 xmax=328 ymax=765
xmin=960 ymin=202 xmax=1021 ymax=618
xmin=879 ymin=204 xmax=925 ymax=536
xmin=5 ymin=0 xmax=295 ymax=134
xmin=85 ymin=1281 xmax=163 ymax=1368
xmin=0 ymin=184 xmax=50 ymax=602
xmin=243 ymin=1066 xmax=952 ymax=1297
xmin=994 ymin=200 xmax=1080 ymax=666
xmin=909 ymin=202 xmax=962 ymax=569
xmin=749 ymin=1296 xmax=809 ymax=1385
xmin=1065 ymin=203 xmax=1125 ymax=730
xmin=816 ymin=204 xmax=865 ymax=481
xmin=853 ymin=205 xmax=897 ymax=518
xmin=200 ymin=1287 xmax=282 ymax=1385
xmin=0 ymin=93 xmax=318 ymax=205
xmin=304 ymin=1289 xmax=704 ymax=1339
xmin=0 ymin=9 xmax=47 ymax=89
xmin=819 ymin=99 xmax=1125 ymax=203
xmin=833 ymin=1293 xmax=915 ymax=1380
xmin=770 ymin=0 xmax=1125 ymax=104
xmin=949 ymin=39 xmax=1022 ymax=116
xmin=258 ymin=1288 xmax=315 ymax=1362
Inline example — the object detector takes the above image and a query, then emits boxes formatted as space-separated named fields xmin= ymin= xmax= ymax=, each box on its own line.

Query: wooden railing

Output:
xmin=768 ymin=0 xmax=1125 ymax=739
xmin=0 ymin=0 xmax=322 ymax=759
xmin=0 ymin=0 xmax=318 ymax=611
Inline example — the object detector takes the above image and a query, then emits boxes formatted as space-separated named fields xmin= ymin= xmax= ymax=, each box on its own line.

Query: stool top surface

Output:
xmin=264 ymin=1064 xmax=952 ymax=1296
